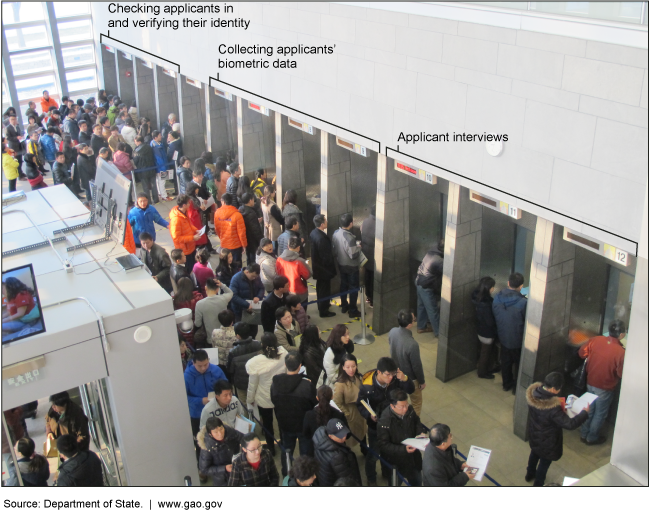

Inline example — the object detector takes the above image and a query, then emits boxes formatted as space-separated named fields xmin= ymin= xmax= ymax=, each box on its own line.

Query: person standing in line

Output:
xmin=286 ymin=455 xmax=319 ymax=487
xmin=75 ymin=144 xmax=96 ymax=202
xmin=54 ymin=436 xmax=104 ymax=487
xmin=239 ymin=192 xmax=264 ymax=265
xmin=177 ymin=156 xmax=193 ymax=196
xmin=194 ymin=278 xmax=234 ymax=343
xmin=422 ymin=424 xmax=473 ymax=487
xmin=525 ymin=372 xmax=589 ymax=486
xmin=245 ymin=333 xmax=288 ymax=457
xmin=276 ymin=237 xmax=312 ymax=305
xmin=132 ymin=135 xmax=159 ymax=203
xmin=161 ymin=113 xmax=176 ymax=148
xmin=150 ymin=130 xmax=173 ymax=201
xmin=276 ymin=215 xmax=304 ymax=257
xmin=256 ymin=238 xmax=277 ymax=293
xmin=360 ymin=205 xmax=376 ymax=307
xmin=2 ymin=142 xmax=21 ymax=192
xmin=415 ymin=240 xmax=444 ymax=336
xmin=260 ymin=185 xmax=284 ymax=252
xmin=389 ymin=309 xmax=426 ymax=417
xmin=281 ymin=189 xmax=307 ymax=246
xmin=312 ymin=418 xmax=361 ymax=487
xmin=310 ymin=214 xmax=337 ymax=318
xmin=4 ymin=114 xmax=27 ymax=178
xmin=323 ymin=325 xmax=355 ymax=388
xmin=261 ymin=275 xmax=289 ymax=333
xmin=273 ymin=306 xmax=302 ymax=351
xmin=251 ymin=168 xmax=267 ymax=198
xmin=197 ymin=416 xmax=243 ymax=487
xmin=229 ymin=264 xmax=264 ymax=331
xmin=167 ymin=131 xmax=183 ymax=195
xmin=492 ymin=272 xmax=527 ymax=393
xmin=271 ymin=350 xmax=318 ymax=476
xmin=128 ymin=193 xmax=169 ymax=247
xmin=137 ymin=232 xmax=173 ymax=294
xmin=298 ymin=325 xmax=327 ymax=388
xmin=377 ymin=389 xmax=426 ymax=486
xmin=578 ymin=320 xmax=626 ymax=446
xmin=228 ymin=433 xmax=280 ymax=487
xmin=211 ymin=311 xmax=238 ymax=367
xmin=333 ymin=354 xmax=367 ymax=449
xmin=302 ymin=385 xmax=348 ymax=452
xmin=40 ymin=127 xmax=58 ymax=169
xmin=472 ymin=276 xmax=500 ymax=380
xmin=332 ymin=213 xmax=362 ymax=319
xmin=199 ymin=380 xmax=248 ymax=430
xmin=225 ymin=163 xmax=241 ymax=208
xmin=169 ymin=194 xmax=202 ymax=272
xmin=227 ymin=322 xmax=263 ymax=406
xmin=214 ymin=193 xmax=247 ymax=265
xmin=40 ymin=90 xmax=58 ymax=114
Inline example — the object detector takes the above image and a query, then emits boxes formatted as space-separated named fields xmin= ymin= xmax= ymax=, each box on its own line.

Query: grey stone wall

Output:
xmin=135 ymin=60 xmax=156 ymax=128
xmin=116 ymin=53 xmax=135 ymax=106
xmin=280 ymin=115 xmax=308 ymax=218
xmin=241 ymin=103 xmax=275 ymax=175
xmin=436 ymin=183 xmax=483 ymax=382
xmin=101 ymin=46 xmax=117 ymax=96
xmin=325 ymin=133 xmax=352 ymax=236
xmin=156 ymin=69 xmax=178 ymax=132
xmin=209 ymin=93 xmax=236 ymax=161
xmin=514 ymin=220 xmax=576 ymax=438
xmin=180 ymin=77 xmax=206 ymax=160
xmin=373 ymin=156 xmax=410 ymax=334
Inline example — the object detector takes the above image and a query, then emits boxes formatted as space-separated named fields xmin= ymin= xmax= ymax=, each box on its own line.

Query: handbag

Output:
xmin=570 ymin=358 xmax=588 ymax=390
xmin=241 ymin=308 xmax=262 ymax=326
xmin=43 ymin=437 xmax=58 ymax=458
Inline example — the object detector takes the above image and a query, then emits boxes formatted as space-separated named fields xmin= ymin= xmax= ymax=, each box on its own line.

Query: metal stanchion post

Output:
xmin=391 ymin=467 xmax=398 ymax=487
xmin=353 ymin=283 xmax=375 ymax=345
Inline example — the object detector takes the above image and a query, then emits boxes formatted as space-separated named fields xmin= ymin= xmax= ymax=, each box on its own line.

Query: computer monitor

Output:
xmin=1 ymin=264 xmax=46 ymax=344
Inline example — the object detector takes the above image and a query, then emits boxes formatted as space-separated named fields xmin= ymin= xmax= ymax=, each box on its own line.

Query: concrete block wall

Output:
xmin=209 ymin=94 xmax=237 ymax=161
xmin=280 ymin=115 xmax=308 ymax=217
xmin=180 ymin=77 xmax=206 ymax=160
xmin=135 ymin=60 xmax=157 ymax=128
xmin=156 ymin=70 xmax=178 ymax=132
xmin=242 ymin=103 xmax=275 ymax=174
xmin=95 ymin=2 xmax=648 ymax=248
xmin=116 ymin=53 xmax=135 ymax=106
xmin=325 ymin=133 xmax=353 ymax=235
xmin=101 ymin=46 xmax=117 ymax=96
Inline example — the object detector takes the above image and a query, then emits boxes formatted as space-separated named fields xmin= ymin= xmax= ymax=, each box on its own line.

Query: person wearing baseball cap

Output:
xmin=312 ymin=417 xmax=361 ymax=486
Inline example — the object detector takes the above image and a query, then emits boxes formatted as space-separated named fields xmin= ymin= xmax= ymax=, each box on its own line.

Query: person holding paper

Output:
xmin=422 ymin=424 xmax=472 ymax=486
xmin=197 ymin=417 xmax=243 ymax=486
xmin=276 ymin=237 xmax=313 ymax=305
xmin=228 ymin=433 xmax=280 ymax=487
xmin=199 ymin=380 xmax=248 ymax=430
xmin=214 ymin=193 xmax=248 ymax=264
xmin=312 ymin=418 xmax=362 ymax=486
xmin=377 ymin=389 xmax=426 ymax=486
xmin=578 ymin=320 xmax=626 ymax=446
xmin=525 ymin=372 xmax=589 ymax=486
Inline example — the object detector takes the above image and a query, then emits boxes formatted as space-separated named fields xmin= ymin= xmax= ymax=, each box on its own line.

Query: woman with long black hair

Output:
xmin=333 ymin=353 xmax=366 ymax=447
xmin=10 ymin=438 xmax=50 ymax=486
xmin=322 ymin=324 xmax=354 ymax=387
xmin=298 ymin=324 xmax=327 ymax=385
xmin=472 ymin=276 xmax=500 ymax=379
xmin=281 ymin=189 xmax=306 ymax=242
xmin=302 ymin=385 xmax=348 ymax=455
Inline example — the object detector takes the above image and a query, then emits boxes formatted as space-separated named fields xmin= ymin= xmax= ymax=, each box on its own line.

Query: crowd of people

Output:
xmin=3 ymin=94 xmax=627 ymax=488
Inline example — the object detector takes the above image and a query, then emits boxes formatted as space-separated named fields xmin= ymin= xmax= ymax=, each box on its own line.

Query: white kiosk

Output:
xmin=2 ymin=179 xmax=197 ymax=486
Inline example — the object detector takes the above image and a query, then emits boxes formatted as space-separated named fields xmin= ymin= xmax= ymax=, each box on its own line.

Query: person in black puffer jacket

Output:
xmin=298 ymin=325 xmax=326 ymax=386
xmin=415 ymin=240 xmax=444 ymax=336
xmin=177 ymin=156 xmax=193 ymax=196
xmin=303 ymin=385 xmax=348 ymax=456
xmin=312 ymin=419 xmax=361 ymax=487
xmin=9 ymin=438 xmax=50 ymax=486
xmin=198 ymin=417 xmax=243 ymax=486
xmin=55 ymin=435 xmax=104 ymax=487
xmin=239 ymin=192 xmax=264 ymax=264
xmin=76 ymin=145 xmax=96 ymax=203
xmin=472 ymin=276 xmax=499 ymax=379
xmin=227 ymin=335 xmax=262 ymax=406
xmin=376 ymin=389 xmax=426 ymax=486
xmin=52 ymin=152 xmax=79 ymax=197
xmin=525 ymin=372 xmax=589 ymax=487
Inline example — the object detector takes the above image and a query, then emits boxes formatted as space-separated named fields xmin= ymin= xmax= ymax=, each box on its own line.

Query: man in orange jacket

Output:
xmin=214 ymin=193 xmax=247 ymax=265
xmin=170 ymin=194 xmax=202 ymax=271
xmin=40 ymin=90 xmax=58 ymax=115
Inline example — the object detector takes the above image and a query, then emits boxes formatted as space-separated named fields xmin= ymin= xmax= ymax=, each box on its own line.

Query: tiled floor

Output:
xmin=2 ymin=174 xmax=613 ymax=486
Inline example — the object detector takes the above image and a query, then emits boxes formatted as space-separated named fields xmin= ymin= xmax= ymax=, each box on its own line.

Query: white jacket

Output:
xmin=245 ymin=346 xmax=288 ymax=409
xmin=323 ymin=347 xmax=338 ymax=388
xmin=256 ymin=251 xmax=277 ymax=292
xmin=121 ymin=125 xmax=137 ymax=150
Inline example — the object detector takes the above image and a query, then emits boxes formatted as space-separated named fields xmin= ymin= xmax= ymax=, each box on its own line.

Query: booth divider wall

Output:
xmin=156 ymin=67 xmax=178 ymax=132
xmin=208 ymin=89 xmax=237 ymax=162
xmin=179 ymin=75 xmax=207 ymax=161
xmin=116 ymin=52 xmax=135 ymax=107
xmin=101 ymin=45 xmax=117 ymax=96
xmin=135 ymin=59 xmax=157 ymax=129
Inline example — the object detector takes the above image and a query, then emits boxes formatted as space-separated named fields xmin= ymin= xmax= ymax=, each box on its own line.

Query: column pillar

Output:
xmin=204 ymin=83 xmax=211 ymax=152
xmin=132 ymin=58 xmax=139 ymax=119
xmin=320 ymin=130 xmax=328 ymax=220
xmin=513 ymin=220 xmax=576 ymax=438
xmin=275 ymin=111 xmax=283 ymax=202
xmin=436 ymin=183 xmax=483 ymax=382
xmin=372 ymin=155 xmax=411 ymax=334
xmin=236 ymin=96 xmax=243 ymax=167
xmin=114 ymin=51 xmax=121 ymax=99
xmin=152 ymin=64 xmax=160 ymax=131
xmin=45 ymin=3 xmax=69 ymax=97
xmin=176 ymin=74 xmax=184 ymax=141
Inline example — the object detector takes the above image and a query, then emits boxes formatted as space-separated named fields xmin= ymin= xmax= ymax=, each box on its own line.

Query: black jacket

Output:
xmin=303 ymin=406 xmax=348 ymax=451
xmin=4 ymin=123 xmax=24 ymax=153
xmin=52 ymin=161 xmax=72 ymax=187
xmin=239 ymin=205 xmax=263 ymax=250
xmin=197 ymin=425 xmax=243 ymax=486
xmin=472 ymin=290 xmax=497 ymax=339
xmin=271 ymin=373 xmax=317 ymax=433
xmin=14 ymin=457 xmax=50 ymax=486
xmin=56 ymin=450 xmax=104 ymax=487
xmin=167 ymin=138 xmax=183 ymax=166
xmin=226 ymin=176 xmax=240 ymax=207
xmin=422 ymin=443 xmax=468 ymax=487
xmin=309 ymin=228 xmax=337 ymax=280
xmin=360 ymin=214 xmax=376 ymax=271
xmin=76 ymin=153 xmax=96 ymax=181
xmin=227 ymin=337 xmax=262 ymax=391
xmin=300 ymin=340 xmax=326 ymax=385
xmin=133 ymin=142 xmax=156 ymax=179
xmin=79 ymin=130 xmax=92 ymax=145
xmin=90 ymin=134 xmax=107 ymax=157
xmin=357 ymin=370 xmax=415 ymax=431
xmin=46 ymin=400 xmax=91 ymax=452
xmin=24 ymin=160 xmax=41 ymax=180
xmin=178 ymin=167 xmax=192 ymax=195
xmin=261 ymin=292 xmax=286 ymax=333
xmin=312 ymin=426 xmax=361 ymax=487
xmin=416 ymin=249 xmax=443 ymax=295
xmin=376 ymin=405 xmax=425 ymax=481
xmin=138 ymin=243 xmax=172 ymax=293
xmin=526 ymin=383 xmax=588 ymax=461
xmin=228 ymin=448 xmax=279 ymax=487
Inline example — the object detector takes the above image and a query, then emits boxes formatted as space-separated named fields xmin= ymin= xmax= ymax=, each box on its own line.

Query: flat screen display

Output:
xmin=2 ymin=264 xmax=46 ymax=344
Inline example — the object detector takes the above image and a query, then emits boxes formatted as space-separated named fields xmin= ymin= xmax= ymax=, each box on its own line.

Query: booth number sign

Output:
xmin=5 ymin=369 xmax=40 ymax=387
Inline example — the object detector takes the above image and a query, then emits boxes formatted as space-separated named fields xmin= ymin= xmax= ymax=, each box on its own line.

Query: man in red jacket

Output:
xmin=578 ymin=319 xmax=626 ymax=445
xmin=276 ymin=237 xmax=312 ymax=306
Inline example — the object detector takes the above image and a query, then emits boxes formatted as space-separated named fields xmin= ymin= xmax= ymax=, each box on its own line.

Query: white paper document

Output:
xmin=200 ymin=196 xmax=215 ymax=209
xmin=197 ymin=225 xmax=206 ymax=236
xmin=465 ymin=445 xmax=492 ymax=482
xmin=401 ymin=438 xmax=430 ymax=452
xmin=246 ymin=299 xmax=262 ymax=310
xmin=563 ymin=476 xmax=580 ymax=486
xmin=567 ymin=392 xmax=598 ymax=418
xmin=235 ymin=415 xmax=255 ymax=435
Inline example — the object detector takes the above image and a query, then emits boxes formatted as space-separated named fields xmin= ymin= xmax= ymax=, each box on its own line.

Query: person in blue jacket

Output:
xmin=150 ymin=130 xmax=173 ymax=202
xmin=128 ymin=193 xmax=169 ymax=247
xmin=492 ymin=272 xmax=528 ymax=394
xmin=39 ymin=127 xmax=58 ymax=168
xmin=229 ymin=264 xmax=265 ymax=336
xmin=184 ymin=349 xmax=228 ymax=476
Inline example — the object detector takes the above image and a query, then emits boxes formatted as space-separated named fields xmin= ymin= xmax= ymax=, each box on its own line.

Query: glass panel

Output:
xmin=10 ymin=50 xmax=54 ymax=76
xmin=62 ymin=44 xmax=95 ymax=68
xmin=5 ymin=25 xmax=49 ymax=51
xmin=1 ymin=2 xmax=45 ymax=24
xmin=69 ymin=90 xmax=98 ymax=104
xmin=603 ymin=268 xmax=635 ymax=340
xmin=1 ymin=65 xmax=12 ymax=116
xmin=15 ymin=74 xmax=57 ymax=101
xmin=54 ymin=2 xmax=90 ymax=18
xmin=66 ymin=68 xmax=97 ymax=92
xmin=57 ymin=19 xmax=92 ymax=43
